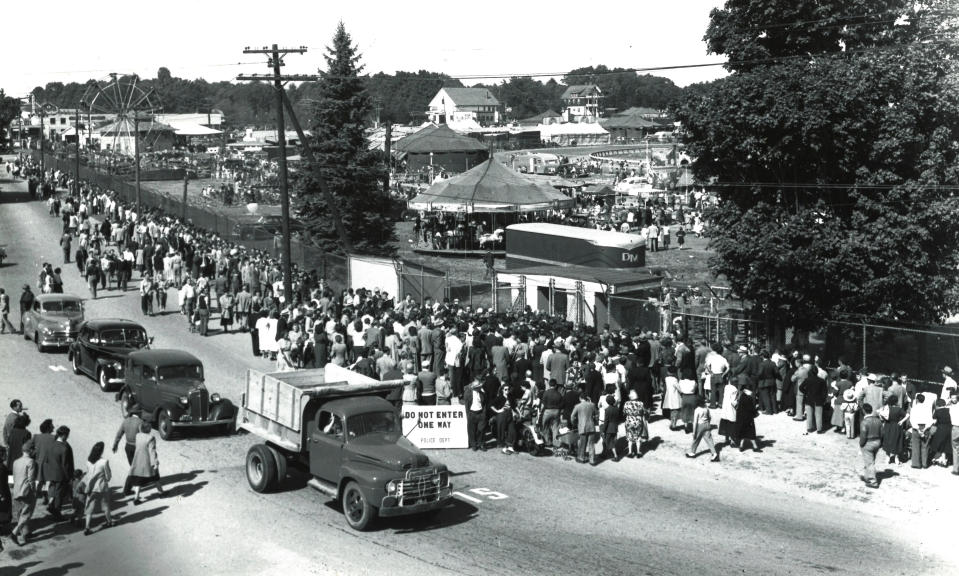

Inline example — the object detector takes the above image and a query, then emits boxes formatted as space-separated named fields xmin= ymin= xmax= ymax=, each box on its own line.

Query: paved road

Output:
xmin=0 ymin=168 xmax=950 ymax=576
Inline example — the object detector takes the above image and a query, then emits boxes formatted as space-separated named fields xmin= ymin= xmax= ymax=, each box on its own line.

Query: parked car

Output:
xmin=117 ymin=349 xmax=236 ymax=440
xmin=68 ymin=319 xmax=151 ymax=391
xmin=22 ymin=294 xmax=84 ymax=352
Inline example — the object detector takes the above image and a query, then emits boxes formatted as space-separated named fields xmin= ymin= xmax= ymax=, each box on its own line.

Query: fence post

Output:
xmin=861 ymin=321 xmax=867 ymax=369
xmin=548 ymin=278 xmax=555 ymax=316
xmin=445 ymin=271 xmax=450 ymax=302
xmin=468 ymin=271 xmax=473 ymax=308
xmin=420 ymin=265 xmax=425 ymax=306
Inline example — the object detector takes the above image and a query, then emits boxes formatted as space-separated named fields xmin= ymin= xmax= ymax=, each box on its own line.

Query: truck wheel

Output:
xmin=246 ymin=444 xmax=277 ymax=493
xmin=266 ymin=445 xmax=287 ymax=487
xmin=342 ymin=481 xmax=374 ymax=531
xmin=119 ymin=391 xmax=131 ymax=418
xmin=157 ymin=409 xmax=175 ymax=440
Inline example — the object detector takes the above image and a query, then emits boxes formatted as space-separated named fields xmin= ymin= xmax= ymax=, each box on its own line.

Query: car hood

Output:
xmin=347 ymin=434 xmax=430 ymax=470
xmin=40 ymin=314 xmax=83 ymax=330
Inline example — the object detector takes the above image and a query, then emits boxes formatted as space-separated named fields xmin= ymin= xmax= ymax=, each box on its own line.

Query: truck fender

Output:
xmin=338 ymin=463 xmax=390 ymax=504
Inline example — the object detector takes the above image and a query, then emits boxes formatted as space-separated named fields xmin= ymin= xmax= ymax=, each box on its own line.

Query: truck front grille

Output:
xmin=398 ymin=467 xmax=441 ymax=505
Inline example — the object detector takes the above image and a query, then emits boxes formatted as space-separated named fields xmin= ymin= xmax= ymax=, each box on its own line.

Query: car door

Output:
xmin=137 ymin=364 xmax=160 ymax=410
xmin=309 ymin=410 xmax=344 ymax=482
xmin=77 ymin=326 xmax=94 ymax=376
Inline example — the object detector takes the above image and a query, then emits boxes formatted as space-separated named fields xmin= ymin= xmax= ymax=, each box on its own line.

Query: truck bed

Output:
xmin=239 ymin=365 xmax=402 ymax=452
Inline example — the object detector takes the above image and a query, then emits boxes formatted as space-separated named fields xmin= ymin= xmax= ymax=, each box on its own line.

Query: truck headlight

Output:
xmin=439 ymin=472 xmax=449 ymax=487
xmin=210 ymin=393 xmax=221 ymax=403
xmin=386 ymin=480 xmax=398 ymax=495
xmin=178 ymin=396 xmax=189 ymax=406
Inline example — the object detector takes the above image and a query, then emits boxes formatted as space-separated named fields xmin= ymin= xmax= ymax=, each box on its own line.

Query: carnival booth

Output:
xmin=407 ymin=159 xmax=576 ymax=256
xmin=393 ymin=124 xmax=489 ymax=174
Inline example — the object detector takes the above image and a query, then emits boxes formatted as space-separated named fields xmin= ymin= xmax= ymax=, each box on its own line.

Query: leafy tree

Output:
xmin=674 ymin=0 xmax=959 ymax=330
xmin=294 ymin=21 xmax=395 ymax=256
xmin=0 ymin=90 xmax=21 ymax=148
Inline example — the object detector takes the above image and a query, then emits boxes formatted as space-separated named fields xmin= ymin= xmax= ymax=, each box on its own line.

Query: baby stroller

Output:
xmin=516 ymin=402 xmax=546 ymax=456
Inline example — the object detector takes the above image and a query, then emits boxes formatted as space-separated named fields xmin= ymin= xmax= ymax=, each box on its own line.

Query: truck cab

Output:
xmin=240 ymin=365 xmax=452 ymax=530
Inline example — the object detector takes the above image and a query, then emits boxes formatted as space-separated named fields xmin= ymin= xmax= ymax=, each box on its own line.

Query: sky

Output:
xmin=1 ymin=0 xmax=728 ymax=97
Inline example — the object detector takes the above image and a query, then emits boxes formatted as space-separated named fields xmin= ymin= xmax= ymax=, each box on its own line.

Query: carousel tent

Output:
xmin=408 ymin=159 xmax=575 ymax=213
xmin=393 ymin=124 xmax=488 ymax=173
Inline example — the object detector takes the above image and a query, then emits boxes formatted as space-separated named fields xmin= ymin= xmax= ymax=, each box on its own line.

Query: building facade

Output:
xmin=427 ymin=87 xmax=501 ymax=126
xmin=561 ymin=85 xmax=604 ymax=123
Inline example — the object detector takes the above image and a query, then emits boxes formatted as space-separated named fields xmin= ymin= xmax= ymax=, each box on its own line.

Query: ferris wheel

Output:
xmin=81 ymin=73 xmax=158 ymax=157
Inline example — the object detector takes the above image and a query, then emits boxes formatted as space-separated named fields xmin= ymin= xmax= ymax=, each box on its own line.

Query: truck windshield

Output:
xmin=347 ymin=412 xmax=398 ymax=439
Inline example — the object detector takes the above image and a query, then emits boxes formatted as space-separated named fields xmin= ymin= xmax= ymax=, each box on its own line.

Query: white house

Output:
xmin=560 ymin=84 xmax=604 ymax=123
xmin=427 ymin=87 xmax=501 ymax=126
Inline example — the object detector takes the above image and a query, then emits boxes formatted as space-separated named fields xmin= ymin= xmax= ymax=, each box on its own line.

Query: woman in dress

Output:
xmin=330 ymin=333 xmax=348 ymax=367
xmin=622 ymin=390 xmax=649 ymax=458
xmin=82 ymin=441 xmax=114 ymax=535
xmin=313 ymin=320 xmax=330 ymax=368
xmin=734 ymin=387 xmax=759 ymax=452
xmin=661 ymin=366 xmax=682 ymax=430
xmin=718 ymin=379 xmax=740 ymax=446
xmin=879 ymin=394 xmax=906 ymax=464
xmin=929 ymin=398 xmax=953 ymax=467
xmin=129 ymin=420 xmax=166 ymax=504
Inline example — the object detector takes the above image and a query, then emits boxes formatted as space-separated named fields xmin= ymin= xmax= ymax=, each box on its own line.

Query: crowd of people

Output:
xmin=0 ymin=398 xmax=167 ymax=550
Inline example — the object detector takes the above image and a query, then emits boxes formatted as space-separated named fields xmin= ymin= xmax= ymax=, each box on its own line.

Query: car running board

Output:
xmin=307 ymin=478 xmax=337 ymax=498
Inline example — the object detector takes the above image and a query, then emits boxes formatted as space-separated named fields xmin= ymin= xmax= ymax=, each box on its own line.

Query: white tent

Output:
xmin=538 ymin=122 xmax=609 ymax=146
xmin=171 ymin=122 xmax=222 ymax=136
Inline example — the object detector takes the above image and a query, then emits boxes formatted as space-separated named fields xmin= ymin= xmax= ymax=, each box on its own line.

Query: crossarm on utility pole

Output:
xmin=280 ymin=92 xmax=353 ymax=253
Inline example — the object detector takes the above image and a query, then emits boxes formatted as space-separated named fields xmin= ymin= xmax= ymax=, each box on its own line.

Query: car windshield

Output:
xmin=99 ymin=328 xmax=147 ymax=346
xmin=157 ymin=364 xmax=203 ymax=381
xmin=347 ymin=411 xmax=399 ymax=439
xmin=43 ymin=300 xmax=82 ymax=314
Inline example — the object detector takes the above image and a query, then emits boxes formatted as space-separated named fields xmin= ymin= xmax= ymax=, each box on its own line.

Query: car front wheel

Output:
xmin=35 ymin=332 xmax=44 ymax=353
xmin=72 ymin=353 xmax=82 ymax=375
xmin=98 ymin=368 xmax=111 ymax=392
xmin=157 ymin=409 xmax=175 ymax=440
xmin=342 ymin=481 xmax=374 ymax=531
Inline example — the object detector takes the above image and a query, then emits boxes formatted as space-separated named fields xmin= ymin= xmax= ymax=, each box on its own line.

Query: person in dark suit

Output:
xmin=601 ymin=396 xmax=621 ymax=461
xmin=32 ymin=419 xmax=56 ymax=505
xmin=42 ymin=426 xmax=74 ymax=520
xmin=800 ymin=363 xmax=829 ymax=434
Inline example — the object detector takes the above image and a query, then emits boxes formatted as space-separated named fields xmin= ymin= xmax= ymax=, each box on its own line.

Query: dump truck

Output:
xmin=238 ymin=364 xmax=453 ymax=530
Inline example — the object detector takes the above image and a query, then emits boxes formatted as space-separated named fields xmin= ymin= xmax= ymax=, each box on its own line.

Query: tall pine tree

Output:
xmin=295 ymin=22 xmax=396 ymax=255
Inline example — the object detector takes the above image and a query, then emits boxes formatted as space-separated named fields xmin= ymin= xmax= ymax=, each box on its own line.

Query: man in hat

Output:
xmin=11 ymin=438 xmax=38 ymax=545
xmin=941 ymin=366 xmax=957 ymax=402
xmin=42 ymin=425 xmax=74 ymax=520
xmin=113 ymin=404 xmax=143 ymax=495
xmin=18 ymin=284 xmax=34 ymax=334
xmin=2 ymin=399 xmax=27 ymax=449
xmin=801 ymin=360 xmax=828 ymax=434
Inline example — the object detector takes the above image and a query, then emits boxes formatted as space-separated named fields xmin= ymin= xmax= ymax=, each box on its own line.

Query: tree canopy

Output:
xmin=293 ymin=22 xmax=396 ymax=256
xmin=0 ymin=90 xmax=20 ymax=148
xmin=674 ymin=0 xmax=959 ymax=329
xmin=564 ymin=66 xmax=683 ymax=111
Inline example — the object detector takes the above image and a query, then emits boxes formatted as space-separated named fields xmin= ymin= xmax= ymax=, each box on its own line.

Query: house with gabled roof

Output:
xmin=427 ymin=87 xmax=501 ymax=126
xmin=560 ymin=84 xmax=604 ymax=123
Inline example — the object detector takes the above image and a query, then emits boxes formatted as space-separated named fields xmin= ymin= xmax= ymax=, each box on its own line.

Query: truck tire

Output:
xmin=119 ymin=391 xmax=131 ymax=418
xmin=157 ymin=409 xmax=175 ymax=441
xmin=342 ymin=481 xmax=374 ymax=531
xmin=266 ymin=445 xmax=287 ymax=487
xmin=246 ymin=444 xmax=277 ymax=493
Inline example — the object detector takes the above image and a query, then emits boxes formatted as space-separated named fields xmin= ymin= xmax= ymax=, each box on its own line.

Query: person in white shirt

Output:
xmin=940 ymin=366 xmax=957 ymax=402
xmin=703 ymin=343 xmax=729 ymax=408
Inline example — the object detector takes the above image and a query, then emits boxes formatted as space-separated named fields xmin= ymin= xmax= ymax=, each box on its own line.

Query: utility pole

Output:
xmin=238 ymin=45 xmax=311 ymax=307
xmin=383 ymin=120 xmax=392 ymax=197
xmin=74 ymin=106 xmax=81 ymax=196
xmin=239 ymin=44 xmax=355 ymax=304
xmin=134 ymin=114 xmax=141 ymax=214
xmin=182 ymin=171 xmax=189 ymax=221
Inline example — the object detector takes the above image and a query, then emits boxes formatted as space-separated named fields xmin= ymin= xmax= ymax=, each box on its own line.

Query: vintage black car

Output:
xmin=68 ymin=319 xmax=151 ymax=391
xmin=118 ymin=349 xmax=236 ymax=440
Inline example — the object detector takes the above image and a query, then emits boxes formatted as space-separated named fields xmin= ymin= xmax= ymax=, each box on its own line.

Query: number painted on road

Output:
xmin=469 ymin=488 xmax=508 ymax=500
xmin=49 ymin=365 xmax=67 ymax=372
xmin=453 ymin=487 xmax=509 ymax=503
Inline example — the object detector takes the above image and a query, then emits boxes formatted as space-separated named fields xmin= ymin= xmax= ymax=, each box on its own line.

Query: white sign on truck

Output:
xmin=401 ymin=406 xmax=469 ymax=449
